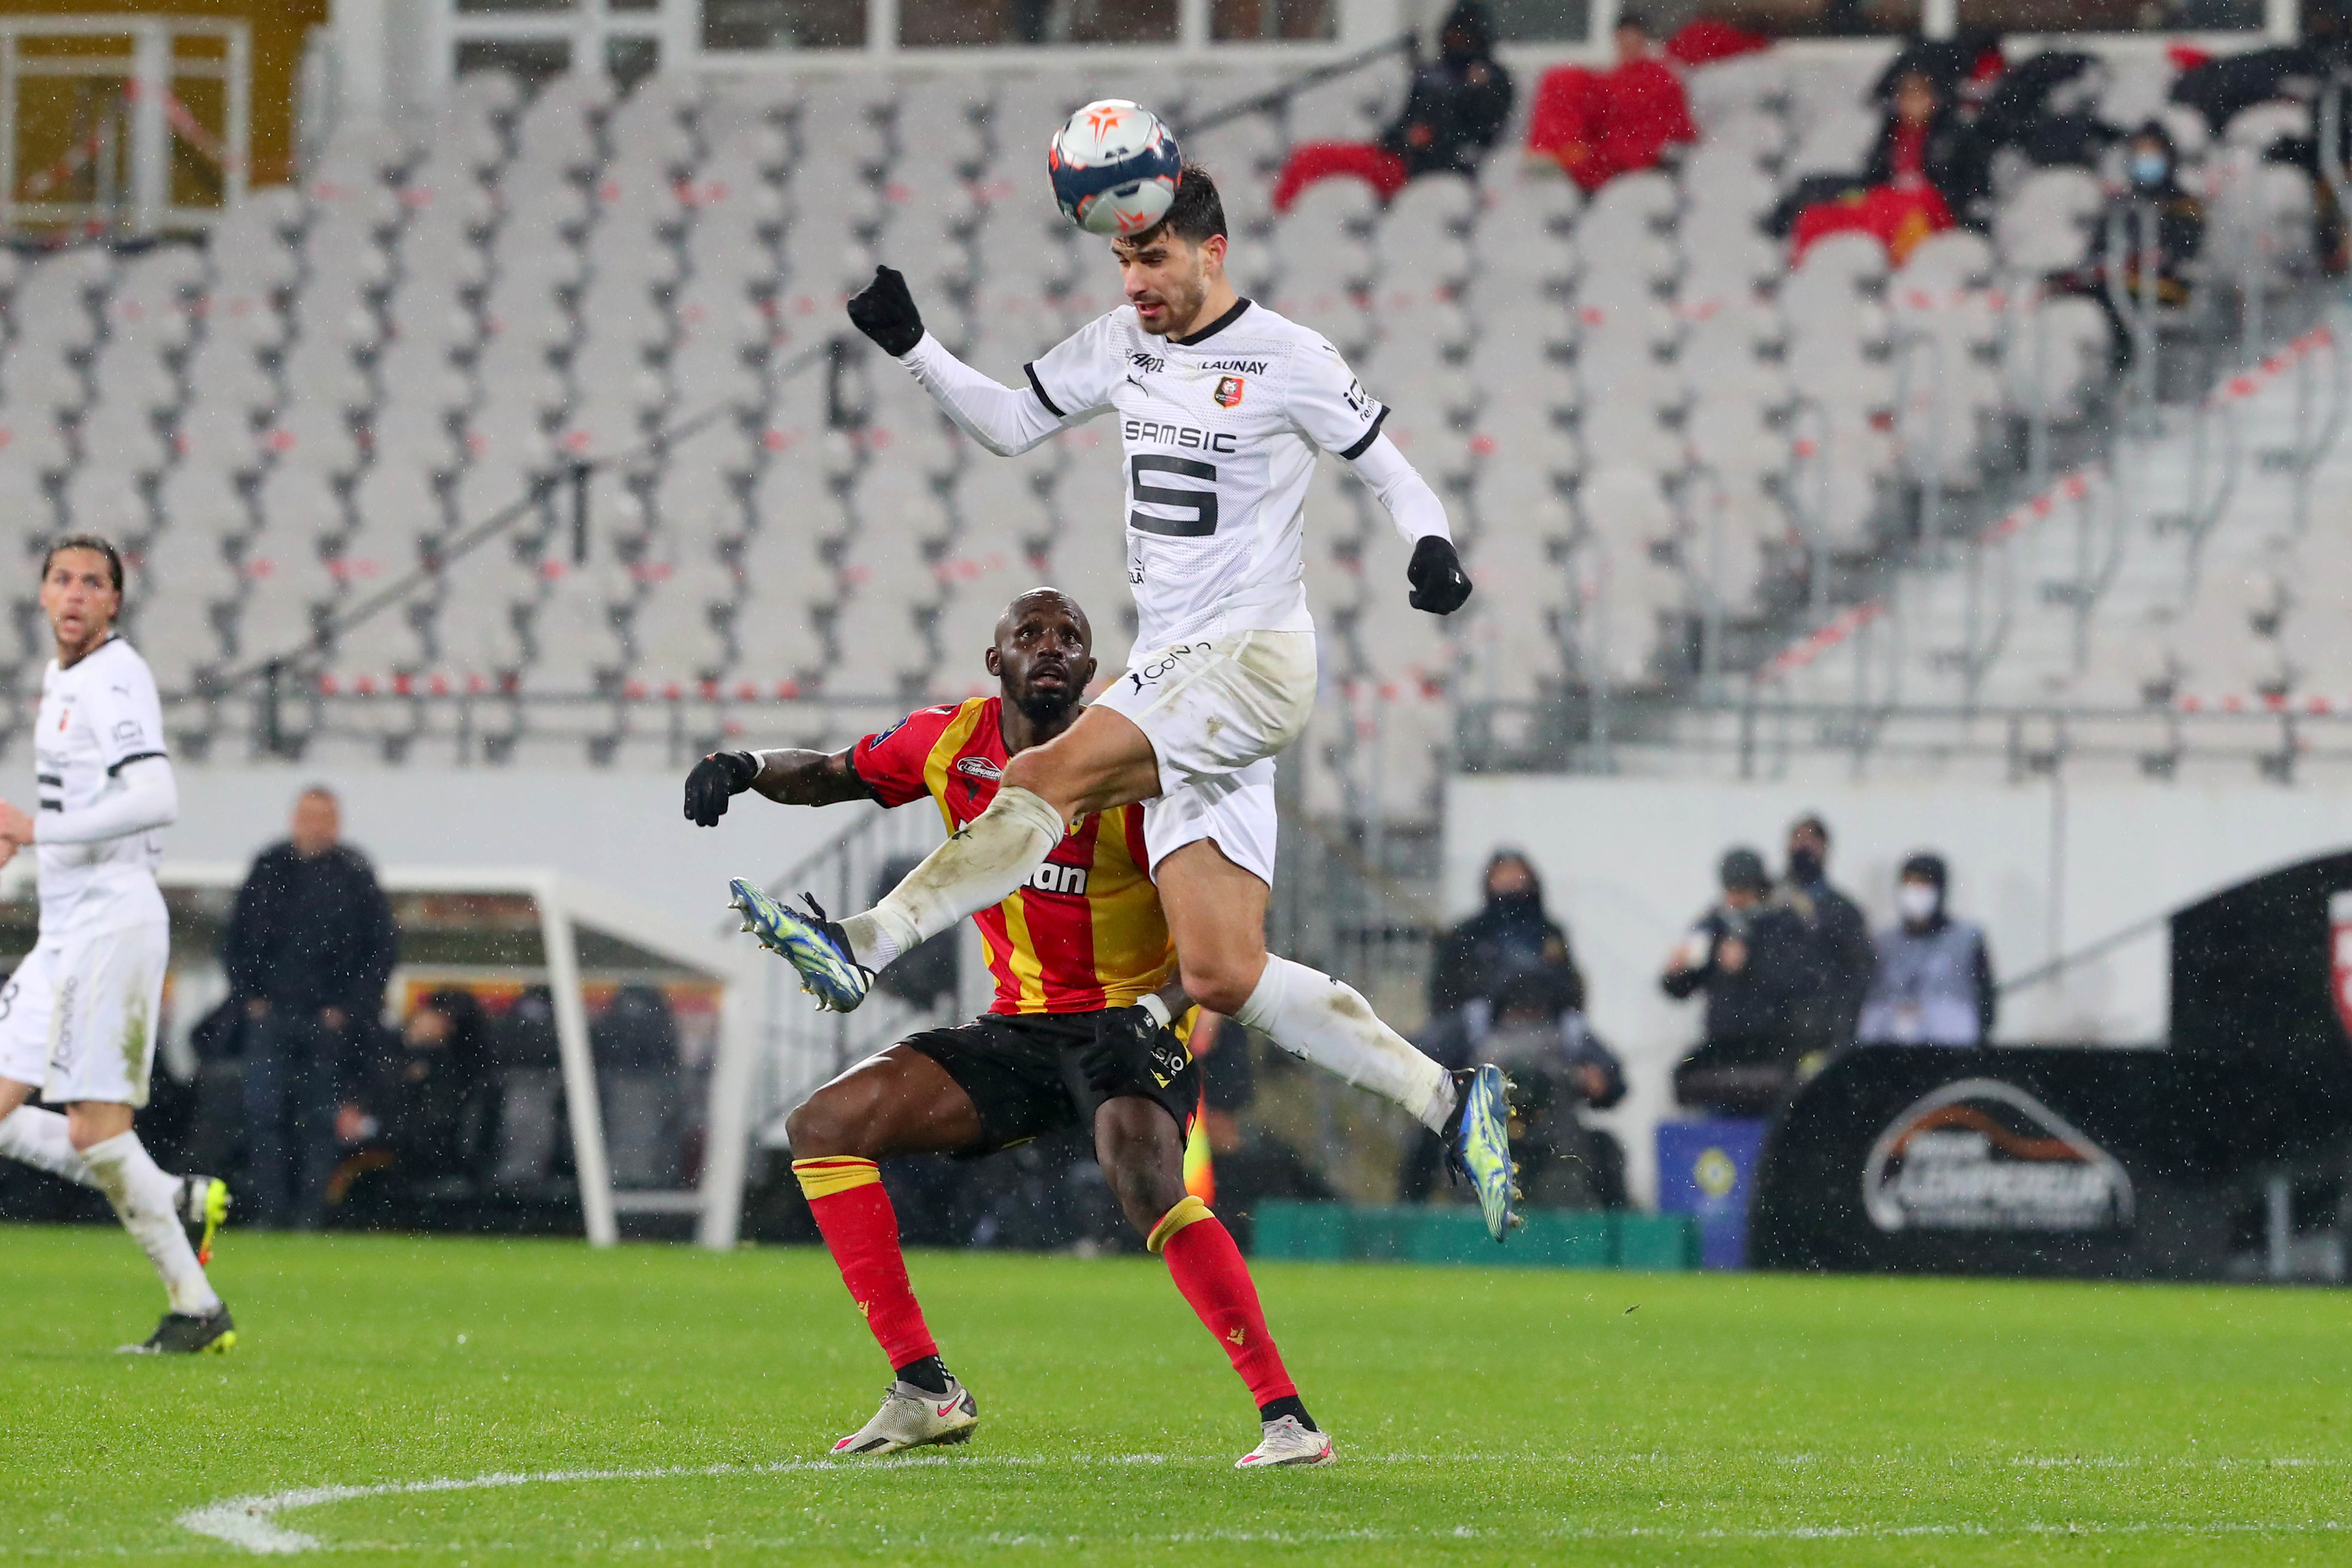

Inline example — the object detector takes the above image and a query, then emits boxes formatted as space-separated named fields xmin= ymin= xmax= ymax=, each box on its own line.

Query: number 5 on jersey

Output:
xmin=1130 ymin=456 xmax=1219 ymax=537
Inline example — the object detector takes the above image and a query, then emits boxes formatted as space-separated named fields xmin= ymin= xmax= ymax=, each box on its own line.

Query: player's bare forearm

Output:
xmin=748 ymin=747 xmax=871 ymax=807
xmin=1152 ymin=977 xmax=1194 ymax=1021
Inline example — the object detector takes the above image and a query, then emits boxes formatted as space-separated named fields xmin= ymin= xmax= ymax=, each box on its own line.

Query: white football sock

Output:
xmin=1234 ymin=956 xmax=1457 ymax=1133
xmin=840 ymin=785 xmax=1065 ymax=969
xmin=0 ymin=1105 xmax=96 ymax=1187
xmin=82 ymin=1130 xmax=221 ymax=1317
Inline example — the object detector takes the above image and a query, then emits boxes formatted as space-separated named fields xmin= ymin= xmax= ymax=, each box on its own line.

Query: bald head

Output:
xmin=995 ymin=588 xmax=1090 ymax=648
xmin=986 ymin=588 xmax=1096 ymax=727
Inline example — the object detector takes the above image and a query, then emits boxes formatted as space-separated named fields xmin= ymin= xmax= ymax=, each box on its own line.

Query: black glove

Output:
xmin=846 ymin=265 xmax=925 ymax=357
xmin=683 ymin=750 xmax=760 ymax=827
xmin=1407 ymin=535 xmax=1473 ymax=615
xmin=1080 ymin=1004 xmax=1190 ymax=1098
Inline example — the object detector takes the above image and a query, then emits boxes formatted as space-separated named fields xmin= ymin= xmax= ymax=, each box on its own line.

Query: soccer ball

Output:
xmin=1047 ymin=99 xmax=1182 ymax=236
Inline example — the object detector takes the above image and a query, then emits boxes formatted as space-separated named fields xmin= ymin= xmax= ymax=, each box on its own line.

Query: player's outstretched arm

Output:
xmin=1348 ymin=434 xmax=1472 ymax=615
xmin=846 ymin=266 xmax=1066 ymax=457
xmin=683 ymin=747 xmax=870 ymax=826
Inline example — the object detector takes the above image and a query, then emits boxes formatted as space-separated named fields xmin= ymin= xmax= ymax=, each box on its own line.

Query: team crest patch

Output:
xmin=955 ymin=756 xmax=1003 ymax=780
xmin=1213 ymin=374 xmax=1245 ymax=409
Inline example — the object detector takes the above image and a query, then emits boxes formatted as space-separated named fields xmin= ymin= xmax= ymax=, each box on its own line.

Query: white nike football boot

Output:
xmin=1235 ymin=1415 xmax=1334 ymax=1469
xmin=830 ymin=1375 xmax=980 ymax=1457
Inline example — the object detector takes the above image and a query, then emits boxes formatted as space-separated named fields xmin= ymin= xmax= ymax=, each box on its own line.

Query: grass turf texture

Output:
xmin=6 ymin=1226 xmax=2350 ymax=1565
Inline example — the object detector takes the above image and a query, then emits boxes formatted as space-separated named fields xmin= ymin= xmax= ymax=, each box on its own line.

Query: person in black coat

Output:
xmin=1663 ymin=847 xmax=1820 ymax=1116
xmin=221 ymin=786 xmax=397 ymax=1228
xmin=330 ymin=987 xmax=502 ymax=1224
xmin=1778 ymin=815 xmax=1878 ymax=1054
xmin=1380 ymin=0 xmax=1515 ymax=179
xmin=1429 ymin=848 xmax=1586 ymax=1020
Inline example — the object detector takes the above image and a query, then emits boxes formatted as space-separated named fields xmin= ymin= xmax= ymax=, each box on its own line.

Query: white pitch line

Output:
xmin=173 ymin=1452 xmax=2352 ymax=1556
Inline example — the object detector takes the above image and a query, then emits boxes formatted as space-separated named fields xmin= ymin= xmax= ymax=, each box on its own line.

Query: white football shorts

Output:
xmin=1092 ymin=629 xmax=1317 ymax=793
xmin=0 ymin=920 xmax=168 ymax=1108
xmin=1144 ymin=762 xmax=1279 ymax=888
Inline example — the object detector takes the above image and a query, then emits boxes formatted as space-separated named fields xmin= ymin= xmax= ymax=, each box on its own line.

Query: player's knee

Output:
xmin=1178 ymin=953 xmax=1261 ymax=1017
xmin=783 ymin=1092 xmax=866 ymax=1159
xmin=1094 ymin=1098 xmax=1185 ymax=1231
xmin=998 ymin=750 xmax=1078 ymax=816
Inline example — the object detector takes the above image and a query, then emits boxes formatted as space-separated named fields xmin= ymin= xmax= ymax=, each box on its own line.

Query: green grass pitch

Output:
xmin=7 ymin=1224 xmax=2351 ymax=1565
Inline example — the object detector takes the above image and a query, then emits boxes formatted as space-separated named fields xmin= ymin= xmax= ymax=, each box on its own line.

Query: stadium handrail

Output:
xmin=211 ymin=335 xmax=838 ymax=749
xmin=1166 ymin=31 xmax=1414 ymax=141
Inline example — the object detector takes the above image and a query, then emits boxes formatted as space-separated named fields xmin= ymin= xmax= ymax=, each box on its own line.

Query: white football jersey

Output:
xmin=30 ymin=637 xmax=168 ymax=934
xmin=1024 ymin=298 xmax=1386 ymax=649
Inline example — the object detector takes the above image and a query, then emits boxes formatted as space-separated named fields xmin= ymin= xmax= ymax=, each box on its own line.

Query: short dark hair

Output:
xmin=42 ymin=534 xmax=122 ymax=594
xmin=1130 ymin=162 xmax=1226 ymax=247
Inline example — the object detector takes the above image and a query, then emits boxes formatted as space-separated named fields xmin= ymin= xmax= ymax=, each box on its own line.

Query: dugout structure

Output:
xmin=155 ymin=865 xmax=765 ymax=1249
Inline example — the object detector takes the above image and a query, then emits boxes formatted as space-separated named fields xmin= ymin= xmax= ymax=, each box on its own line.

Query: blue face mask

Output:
xmin=2131 ymin=151 xmax=2169 ymax=187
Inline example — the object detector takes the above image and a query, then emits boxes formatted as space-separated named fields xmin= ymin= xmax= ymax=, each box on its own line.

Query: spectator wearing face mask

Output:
xmin=1429 ymin=849 xmax=1585 ymax=1021
xmin=1856 ymin=854 xmax=1997 ymax=1047
xmin=2064 ymin=121 xmax=2205 ymax=368
xmin=1776 ymin=815 xmax=1877 ymax=1053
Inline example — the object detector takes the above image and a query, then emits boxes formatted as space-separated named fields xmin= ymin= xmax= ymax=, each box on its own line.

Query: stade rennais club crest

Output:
xmin=1861 ymin=1079 xmax=2134 ymax=1234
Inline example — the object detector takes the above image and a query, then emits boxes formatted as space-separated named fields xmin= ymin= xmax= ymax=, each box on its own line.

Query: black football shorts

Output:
xmin=900 ymin=1011 xmax=1200 ymax=1157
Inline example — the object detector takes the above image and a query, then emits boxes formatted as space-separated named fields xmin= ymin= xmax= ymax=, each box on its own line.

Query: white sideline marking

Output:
xmin=174 ymin=1452 xmax=2352 ymax=1556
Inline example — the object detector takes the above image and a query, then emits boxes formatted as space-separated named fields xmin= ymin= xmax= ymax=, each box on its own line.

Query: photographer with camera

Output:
xmin=1661 ymin=847 xmax=1820 ymax=1117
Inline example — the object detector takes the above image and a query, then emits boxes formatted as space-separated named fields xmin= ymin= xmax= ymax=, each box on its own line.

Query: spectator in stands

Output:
xmin=1525 ymin=11 xmax=1697 ymax=193
xmin=2065 ymin=122 xmax=2205 ymax=367
xmin=1663 ymin=847 xmax=1819 ymax=1116
xmin=1271 ymin=1 xmax=1513 ymax=212
xmin=1777 ymin=68 xmax=1980 ymax=262
xmin=1777 ymin=815 xmax=1876 ymax=1052
xmin=1402 ymin=968 xmax=1626 ymax=1208
xmin=222 ymin=786 xmax=398 ymax=1228
xmin=1427 ymin=848 xmax=1584 ymax=1020
xmin=1857 ymin=853 xmax=1997 ymax=1047
xmin=329 ymin=988 xmax=501 ymax=1223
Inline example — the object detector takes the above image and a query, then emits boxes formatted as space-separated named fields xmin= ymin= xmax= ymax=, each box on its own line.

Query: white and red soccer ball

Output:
xmin=1047 ymin=99 xmax=1182 ymax=236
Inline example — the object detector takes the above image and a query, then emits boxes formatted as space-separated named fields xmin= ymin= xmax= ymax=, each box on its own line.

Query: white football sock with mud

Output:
xmin=840 ymin=785 xmax=1066 ymax=969
xmin=83 ymin=1130 xmax=222 ymax=1317
xmin=1234 ymin=956 xmax=1458 ymax=1132
xmin=0 ymin=1105 xmax=97 ymax=1185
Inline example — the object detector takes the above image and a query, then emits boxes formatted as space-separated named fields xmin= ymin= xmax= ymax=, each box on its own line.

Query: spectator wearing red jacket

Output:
xmin=1525 ymin=14 xmax=1697 ymax=193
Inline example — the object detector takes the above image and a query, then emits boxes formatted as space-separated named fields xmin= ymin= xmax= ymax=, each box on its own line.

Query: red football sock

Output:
xmin=794 ymin=1157 xmax=938 ymax=1370
xmin=1154 ymin=1198 xmax=1297 ymax=1407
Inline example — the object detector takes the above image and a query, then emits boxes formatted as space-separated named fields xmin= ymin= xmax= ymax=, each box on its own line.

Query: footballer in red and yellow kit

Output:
xmin=691 ymin=588 xmax=1324 ymax=1467
xmin=851 ymin=696 xmax=1173 ymax=1016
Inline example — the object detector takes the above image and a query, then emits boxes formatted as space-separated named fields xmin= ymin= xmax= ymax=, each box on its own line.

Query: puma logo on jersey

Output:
xmin=1026 ymin=862 xmax=1088 ymax=896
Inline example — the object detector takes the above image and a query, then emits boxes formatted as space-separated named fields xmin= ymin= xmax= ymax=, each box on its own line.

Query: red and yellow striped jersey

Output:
xmin=850 ymin=698 xmax=1174 ymax=1016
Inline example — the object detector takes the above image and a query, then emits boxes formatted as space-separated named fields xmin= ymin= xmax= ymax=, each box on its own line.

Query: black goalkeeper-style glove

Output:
xmin=1081 ymin=1003 xmax=1190 ymax=1097
xmin=1407 ymin=535 xmax=1473 ymax=615
xmin=684 ymin=750 xmax=760 ymax=827
xmin=846 ymin=265 xmax=925 ymax=357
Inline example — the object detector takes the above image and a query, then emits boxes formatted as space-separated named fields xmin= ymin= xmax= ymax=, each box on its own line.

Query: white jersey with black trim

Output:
xmin=1023 ymin=297 xmax=1386 ymax=649
xmin=31 ymin=637 xmax=168 ymax=934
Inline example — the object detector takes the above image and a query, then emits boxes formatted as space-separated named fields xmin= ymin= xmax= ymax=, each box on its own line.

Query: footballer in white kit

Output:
xmin=723 ymin=160 xmax=1523 ymax=1240
xmin=0 ymin=536 xmax=234 ymax=1353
